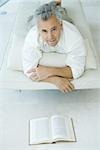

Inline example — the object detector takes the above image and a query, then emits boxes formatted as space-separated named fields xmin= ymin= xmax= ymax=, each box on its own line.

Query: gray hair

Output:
xmin=27 ymin=1 xmax=73 ymax=29
xmin=34 ymin=1 xmax=65 ymax=23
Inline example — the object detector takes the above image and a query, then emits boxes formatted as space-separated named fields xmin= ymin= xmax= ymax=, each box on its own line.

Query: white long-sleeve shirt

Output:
xmin=22 ymin=20 xmax=86 ymax=79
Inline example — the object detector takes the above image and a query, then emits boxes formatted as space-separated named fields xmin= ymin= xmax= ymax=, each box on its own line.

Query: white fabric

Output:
xmin=85 ymin=38 xmax=97 ymax=69
xmin=22 ymin=20 xmax=86 ymax=79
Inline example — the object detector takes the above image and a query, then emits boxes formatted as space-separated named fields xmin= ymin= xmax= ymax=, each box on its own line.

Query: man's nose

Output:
xmin=47 ymin=31 xmax=53 ymax=40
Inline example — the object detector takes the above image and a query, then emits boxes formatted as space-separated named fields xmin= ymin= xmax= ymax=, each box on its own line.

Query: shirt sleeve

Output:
xmin=22 ymin=28 xmax=42 ymax=77
xmin=65 ymin=38 xmax=86 ymax=79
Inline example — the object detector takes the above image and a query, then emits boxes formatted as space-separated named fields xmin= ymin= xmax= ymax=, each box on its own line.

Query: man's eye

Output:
xmin=52 ymin=28 xmax=56 ymax=32
xmin=42 ymin=30 xmax=47 ymax=33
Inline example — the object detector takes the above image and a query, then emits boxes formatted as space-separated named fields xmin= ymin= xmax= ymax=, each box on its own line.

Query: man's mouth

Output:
xmin=48 ymin=40 xmax=56 ymax=43
xmin=47 ymin=39 xmax=58 ymax=46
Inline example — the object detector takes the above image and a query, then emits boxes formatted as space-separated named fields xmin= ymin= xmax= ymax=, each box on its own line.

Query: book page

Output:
xmin=51 ymin=115 xmax=68 ymax=140
xmin=30 ymin=117 xmax=50 ymax=144
xmin=65 ymin=118 xmax=76 ymax=141
xmin=51 ymin=115 xmax=76 ymax=142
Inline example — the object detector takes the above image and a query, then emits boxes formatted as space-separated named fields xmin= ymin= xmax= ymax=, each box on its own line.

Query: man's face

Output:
xmin=38 ymin=15 xmax=62 ymax=46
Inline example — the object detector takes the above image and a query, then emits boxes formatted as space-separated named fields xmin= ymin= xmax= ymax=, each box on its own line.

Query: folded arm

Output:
xmin=27 ymin=65 xmax=74 ymax=93
xmin=27 ymin=65 xmax=73 ymax=81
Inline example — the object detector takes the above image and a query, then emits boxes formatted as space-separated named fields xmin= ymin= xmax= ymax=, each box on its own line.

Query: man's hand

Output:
xmin=27 ymin=65 xmax=52 ymax=81
xmin=44 ymin=76 xmax=75 ymax=93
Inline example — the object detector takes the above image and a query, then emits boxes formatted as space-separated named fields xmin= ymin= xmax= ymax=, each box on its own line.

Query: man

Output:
xmin=22 ymin=1 xmax=86 ymax=93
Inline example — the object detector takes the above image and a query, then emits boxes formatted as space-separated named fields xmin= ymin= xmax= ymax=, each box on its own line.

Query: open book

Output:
xmin=29 ymin=115 xmax=76 ymax=144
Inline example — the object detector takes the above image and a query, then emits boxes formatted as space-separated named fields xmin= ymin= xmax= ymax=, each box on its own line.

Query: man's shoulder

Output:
xmin=27 ymin=25 xmax=38 ymax=37
xmin=62 ymin=20 xmax=83 ymax=40
xmin=25 ymin=25 xmax=39 ymax=45
xmin=63 ymin=20 xmax=81 ymax=33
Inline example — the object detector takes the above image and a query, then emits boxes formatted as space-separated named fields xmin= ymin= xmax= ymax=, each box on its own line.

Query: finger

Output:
xmin=59 ymin=88 xmax=66 ymax=93
xmin=65 ymin=85 xmax=72 ymax=92
xmin=30 ymin=75 xmax=39 ymax=81
xmin=60 ymin=84 xmax=69 ymax=93
xmin=64 ymin=81 xmax=74 ymax=92
xmin=62 ymin=81 xmax=72 ymax=92
xmin=67 ymin=80 xmax=74 ymax=90
xmin=30 ymin=72 xmax=37 ymax=78
xmin=69 ymin=82 xmax=75 ymax=90
xmin=27 ymin=68 xmax=36 ymax=73
xmin=30 ymin=72 xmax=39 ymax=81
xmin=63 ymin=88 xmax=68 ymax=93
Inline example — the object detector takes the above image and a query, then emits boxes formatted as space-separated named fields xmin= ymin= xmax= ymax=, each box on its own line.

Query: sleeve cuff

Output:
xmin=70 ymin=65 xmax=85 ymax=79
